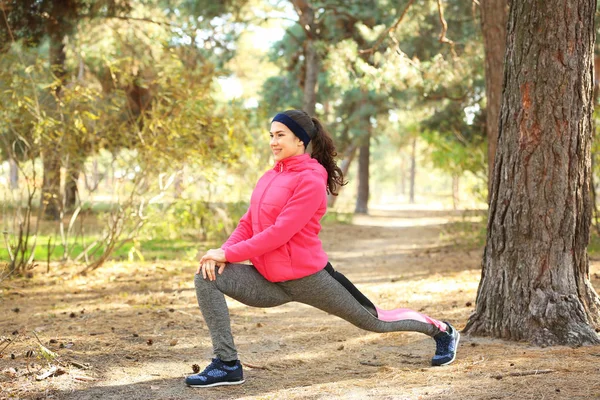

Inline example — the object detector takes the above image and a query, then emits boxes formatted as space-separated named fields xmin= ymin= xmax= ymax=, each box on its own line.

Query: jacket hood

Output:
xmin=274 ymin=154 xmax=328 ymax=184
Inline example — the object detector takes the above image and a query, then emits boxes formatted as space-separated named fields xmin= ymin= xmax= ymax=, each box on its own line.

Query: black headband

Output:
xmin=271 ymin=113 xmax=311 ymax=148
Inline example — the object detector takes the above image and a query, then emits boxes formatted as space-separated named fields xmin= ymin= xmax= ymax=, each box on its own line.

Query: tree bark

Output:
xmin=481 ymin=0 xmax=508 ymax=200
xmin=465 ymin=0 xmax=600 ymax=346
xmin=291 ymin=0 xmax=318 ymax=116
xmin=409 ymin=138 xmax=416 ymax=204
xmin=355 ymin=133 xmax=370 ymax=214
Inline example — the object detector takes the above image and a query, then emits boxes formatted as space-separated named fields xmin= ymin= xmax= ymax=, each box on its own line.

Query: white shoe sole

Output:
xmin=187 ymin=379 xmax=245 ymax=388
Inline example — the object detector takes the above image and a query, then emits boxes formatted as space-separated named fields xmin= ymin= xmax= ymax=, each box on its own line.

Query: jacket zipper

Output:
xmin=258 ymin=165 xmax=283 ymax=228
xmin=256 ymin=163 xmax=284 ymax=280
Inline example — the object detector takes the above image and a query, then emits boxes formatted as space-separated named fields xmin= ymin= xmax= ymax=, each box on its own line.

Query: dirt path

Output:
xmin=2 ymin=209 xmax=600 ymax=400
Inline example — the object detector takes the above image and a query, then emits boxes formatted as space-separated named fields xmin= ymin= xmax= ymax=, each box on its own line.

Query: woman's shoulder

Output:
xmin=295 ymin=168 xmax=327 ymax=189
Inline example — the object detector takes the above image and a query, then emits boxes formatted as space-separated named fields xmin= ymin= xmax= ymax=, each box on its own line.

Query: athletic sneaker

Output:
xmin=431 ymin=322 xmax=460 ymax=366
xmin=185 ymin=358 xmax=245 ymax=387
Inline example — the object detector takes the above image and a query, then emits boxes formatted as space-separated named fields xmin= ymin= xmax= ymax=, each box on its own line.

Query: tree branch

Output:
xmin=437 ymin=0 xmax=457 ymax=57
xmin=359 ymin=0 xmax=416 ymax=54
xmin=82 ymin=14 xmax=175 ymax=27
xmin=319 ymin=4 xmax=358 ymax=23
xmin=423 ymin=89 xmax=468 ymax=102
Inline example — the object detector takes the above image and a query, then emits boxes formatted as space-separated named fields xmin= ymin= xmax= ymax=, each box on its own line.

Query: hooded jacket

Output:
xmin=222 ymin=153 xmax=329 ymax=282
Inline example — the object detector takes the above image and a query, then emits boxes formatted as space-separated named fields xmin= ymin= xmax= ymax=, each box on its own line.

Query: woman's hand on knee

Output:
xmin=199 ymin=248 xmax=227 ymax=264
xmin=197 ymin=260 xmax=227 ymax=281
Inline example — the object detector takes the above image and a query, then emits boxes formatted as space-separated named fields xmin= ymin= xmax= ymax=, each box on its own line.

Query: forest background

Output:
xmin=0 ymin=0 xmax=494 ymax=272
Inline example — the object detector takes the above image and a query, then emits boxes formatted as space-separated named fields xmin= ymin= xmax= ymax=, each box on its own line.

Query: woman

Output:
xmin=186 ymin=110 xmax=459 ymax=388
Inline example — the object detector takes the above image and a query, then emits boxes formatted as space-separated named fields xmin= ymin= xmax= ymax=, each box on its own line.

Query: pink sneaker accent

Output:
xmin=375 ymin=306 xmax=447 ymax=331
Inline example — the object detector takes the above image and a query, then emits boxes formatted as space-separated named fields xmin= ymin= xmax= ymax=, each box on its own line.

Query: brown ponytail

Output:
xmin=281 ymin=110 xmax=347 ymax=195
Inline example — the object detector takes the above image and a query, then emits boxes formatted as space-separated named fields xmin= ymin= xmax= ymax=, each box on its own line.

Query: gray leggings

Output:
xmin=194 ymin=263 xmax=444 ymax=361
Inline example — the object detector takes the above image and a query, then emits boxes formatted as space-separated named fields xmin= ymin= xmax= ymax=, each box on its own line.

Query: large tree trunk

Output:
xmin=355 ymin=133 xmax=370 ymax=214
xmin=291 ymin=0 xmax=318 ymax=116
xmin=465 ymin=0 xmax=600 ymax=346
xmin=409 ymin=138 xmax=416 ymax=204
xmin=481 ymin=0 xmax=508 ymax=200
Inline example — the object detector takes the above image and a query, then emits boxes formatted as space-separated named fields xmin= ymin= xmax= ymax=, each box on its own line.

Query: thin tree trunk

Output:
xmin=465 ymin=0 xmax=600 ymax=346
xmin=409 ymin=138 xmax=417 ymax=204
xmin=452 ymin=174 xmax=459 ymax=210
xmin=92 ymin=157 xmax=99 ymax=189
xmin=399 ymin=156 xmax=406 ymax=196
xmin=481 ymin=0 xmax=508 ymax=201
xmin=9 ymin=158 xmax=18 ymax=190
xmin=42 ymin=24 xmax=68 ymax=220
xmin=64 ymin=157 xmax=82 ymax=211
xmin=291 ymin=0 xmax=318 ymax=116
xmin=42 ymin=153 xmax=61 ymax=221
xmin=355 ymin=133 xmax=370 ymax=214
xmin=327 ymin=143 xmax=357 ymax=207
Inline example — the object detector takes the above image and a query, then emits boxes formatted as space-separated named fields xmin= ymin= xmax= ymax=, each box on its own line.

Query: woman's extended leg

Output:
xmin=194 ymin=263 xmax=292 ymax=361
xmin=281 ymin=264 xmax=459 ymax=366
xmin=282 ymin=264 xmax=445 ymax=336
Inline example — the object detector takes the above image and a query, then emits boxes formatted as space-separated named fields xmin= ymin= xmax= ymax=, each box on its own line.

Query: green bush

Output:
xmin=140 ymin=200 xmax=248 ymax=242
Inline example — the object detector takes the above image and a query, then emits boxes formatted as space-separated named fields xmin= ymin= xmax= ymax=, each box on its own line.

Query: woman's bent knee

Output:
xmin=194 ymin=272 xmax=213 ymax=289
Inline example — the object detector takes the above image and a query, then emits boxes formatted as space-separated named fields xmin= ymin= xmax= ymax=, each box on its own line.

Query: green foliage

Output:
xmin=0 ymin=0 xmax=263 ymax=275
xmin=0 ymin=232 xmax=208 ymax=263
xmin=140 ymin=200 xmax=248 ymax=242
xmin=321 ymin=211 xmax=353 ymax=224
xmin=0 ymin=0 xmax=132 ymax=51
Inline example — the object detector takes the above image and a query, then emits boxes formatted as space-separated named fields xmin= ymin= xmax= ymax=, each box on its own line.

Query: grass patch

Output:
xmin=322 ymin=211 xmax=353 ymax=224
xmin=0 ymin=235 xmax=219 ymax=264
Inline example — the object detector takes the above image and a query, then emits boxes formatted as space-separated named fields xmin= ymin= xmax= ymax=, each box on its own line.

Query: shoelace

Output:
xmin=201 ymin=358 xmax=223 ymax=375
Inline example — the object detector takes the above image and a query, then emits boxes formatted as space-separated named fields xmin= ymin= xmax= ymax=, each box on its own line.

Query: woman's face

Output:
xmin=269 ymin=121 xmax=305 ymax=162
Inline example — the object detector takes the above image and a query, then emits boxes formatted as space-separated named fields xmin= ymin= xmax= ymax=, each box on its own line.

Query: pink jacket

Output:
xmin=222 ymin=154 xmax=329 ymax=282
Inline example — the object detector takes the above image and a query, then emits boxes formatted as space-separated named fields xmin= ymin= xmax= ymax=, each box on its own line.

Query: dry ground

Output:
xmin=1 ymin=209 xmax=600 ymax=400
